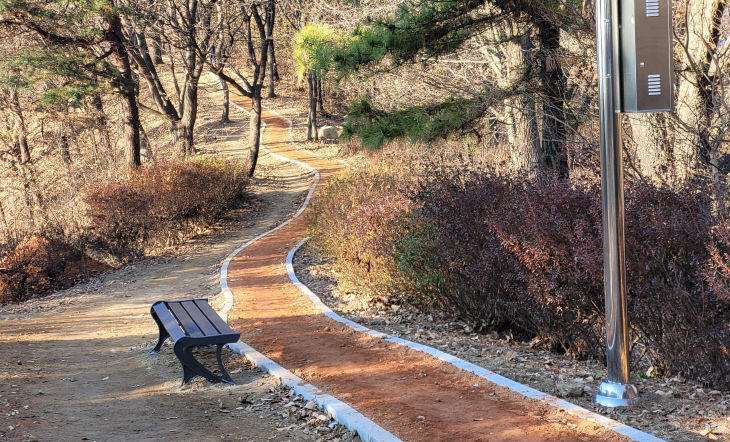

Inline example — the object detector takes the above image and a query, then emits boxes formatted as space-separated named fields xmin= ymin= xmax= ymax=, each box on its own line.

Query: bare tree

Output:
xmin=207 ymin=0 xmax=276 ymax=177
xmin=672 ymin=0 xmax=729 ymax=215
xmin=122 ymin=0 xmax=226 ymax=156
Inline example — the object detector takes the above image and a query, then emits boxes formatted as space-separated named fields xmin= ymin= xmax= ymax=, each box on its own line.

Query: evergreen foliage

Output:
xmin=330 ymin=0 xmax=505 ymax=75
xmin=292 ymin=23 xmax=341 ymax=79
xmin=343 ymin=97 xmax=483 ymax=149
xmin=0 ymin=0 xmax=121 ymax=105
xmin=3 ymin=50 xmax=107 ymax=107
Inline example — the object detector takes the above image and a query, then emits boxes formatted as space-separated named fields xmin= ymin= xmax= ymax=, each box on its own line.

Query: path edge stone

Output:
xmin=217 ymin=94 xmax=400 ymax=442
xmin=286 ymin=237 xmax=665 ymax=442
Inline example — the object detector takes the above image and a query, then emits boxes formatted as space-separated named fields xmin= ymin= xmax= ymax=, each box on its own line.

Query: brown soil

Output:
xmin=0 ymin=77 xmax=358 ymax=442
xmin=225 ymin=90 xmax=631 ymax=442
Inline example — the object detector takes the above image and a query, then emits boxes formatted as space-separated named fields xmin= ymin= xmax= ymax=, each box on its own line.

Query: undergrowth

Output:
xmin=307 ymin=150 xmax=730 ymax=389
xmin=84 ymin=157 xmax=250 ymax=258
xmin=1 ymin=158 xmax=250 ymax=305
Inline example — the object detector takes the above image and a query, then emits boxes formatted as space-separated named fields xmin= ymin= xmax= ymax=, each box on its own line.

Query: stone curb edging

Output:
xmin=215 ymin=90 xmax=400 ymax=441
xmin=217 ymin=99 xmax=320 ymax=322
xmin=285 ymin=237 xmax=665 ymax=442
xmin=212 ymin=72 xmax=660 ymax=441
xmin=227 ymin=340 xmax=400 ymax=442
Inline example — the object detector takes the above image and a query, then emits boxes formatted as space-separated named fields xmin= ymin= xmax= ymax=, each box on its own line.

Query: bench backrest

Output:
xmin=153 ymin=299 xmax=236 ymax=339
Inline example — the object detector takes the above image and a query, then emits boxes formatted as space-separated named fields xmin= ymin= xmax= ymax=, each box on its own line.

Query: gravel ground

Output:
xmin=0 ymin=73 xmax=360 ymax=442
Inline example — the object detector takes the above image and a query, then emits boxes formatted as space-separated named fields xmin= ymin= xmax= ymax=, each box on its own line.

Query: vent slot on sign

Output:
xmin=646 ymin=0 xmax=660 ymax=16
xmin=647 ymin=74 xmax=662 ymax=96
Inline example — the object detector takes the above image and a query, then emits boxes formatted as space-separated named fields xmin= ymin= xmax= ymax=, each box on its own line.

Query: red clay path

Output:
xmin=225 ymin=92 xmax=630 ymax=441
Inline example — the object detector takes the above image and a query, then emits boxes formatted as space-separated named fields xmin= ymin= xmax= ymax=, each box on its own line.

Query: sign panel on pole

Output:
xmin=619 ymin=0 xmax=674 ymax=112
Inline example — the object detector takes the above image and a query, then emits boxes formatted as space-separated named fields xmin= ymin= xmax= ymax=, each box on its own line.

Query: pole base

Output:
xmin=593 ymin=380 xmax=638 ymax=407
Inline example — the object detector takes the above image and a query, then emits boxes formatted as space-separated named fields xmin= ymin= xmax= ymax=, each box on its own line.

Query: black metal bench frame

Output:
xmin=148 ymin=298 xmax=240 ymax=385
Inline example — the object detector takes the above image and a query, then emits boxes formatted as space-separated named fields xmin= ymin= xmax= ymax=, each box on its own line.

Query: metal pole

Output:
xmin=594 ymin=0 xmax=638 ymax=408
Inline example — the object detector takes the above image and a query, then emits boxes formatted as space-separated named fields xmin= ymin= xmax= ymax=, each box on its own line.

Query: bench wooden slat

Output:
xmin=152 ymin=303 xmax=187 ymax=342
xmin=193 ymin=299 xmax=235 ymax=335
xmin=168 ymin=302 xmax=205 ymax=338
xmin=181 ymin=300 xmax=220 ymax=336
xmin=149 ymin=298 xmax=240 ymax=384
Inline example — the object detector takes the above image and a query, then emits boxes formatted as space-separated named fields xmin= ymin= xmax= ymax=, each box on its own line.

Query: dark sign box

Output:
xmin=619 ymin=0 xmax=674 ymax=112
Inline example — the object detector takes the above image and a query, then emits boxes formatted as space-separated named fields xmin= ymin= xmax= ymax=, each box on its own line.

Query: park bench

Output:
xmin=148 ymin=298 xmax=240 ymax=385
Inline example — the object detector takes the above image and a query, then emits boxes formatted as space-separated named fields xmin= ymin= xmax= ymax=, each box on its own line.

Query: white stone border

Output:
xmin=217 ymin=100 xmax=320 ymax=322
xmin=212 ymin=73 xmax=659 ymax=440
xmin=216 ymin=91 xmax=399 ymax=441
xmin=286 ymin=238 xmax=664 ymax=442
xmin=227 ymin=340 xmax=399 ymax=442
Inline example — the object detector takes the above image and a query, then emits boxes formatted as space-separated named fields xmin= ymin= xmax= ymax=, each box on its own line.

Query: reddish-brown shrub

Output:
xmin=0 ymin=236 xmax=108 ymax=304
xmin=307 ymin=171 xmax=414 ymax=299
xmin=84 ymin=158 xmax=249 ymax=257
xmin=309 ymin=168 xmax=730 ymax=388
xmin=419 ymin=175 xmax=729 ymax=388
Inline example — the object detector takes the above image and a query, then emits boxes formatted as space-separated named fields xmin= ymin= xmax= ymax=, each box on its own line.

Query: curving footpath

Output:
xmin=220 ymin=87 xmax=660 ymax=441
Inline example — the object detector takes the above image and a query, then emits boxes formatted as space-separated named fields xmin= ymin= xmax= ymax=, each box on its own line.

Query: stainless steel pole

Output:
xmin=594 ymin=0 xmax=638 ymax=408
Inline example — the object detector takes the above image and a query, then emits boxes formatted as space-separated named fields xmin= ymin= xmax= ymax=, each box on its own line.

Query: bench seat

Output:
xmin=148 ymin=298 xmax=240 ymax=384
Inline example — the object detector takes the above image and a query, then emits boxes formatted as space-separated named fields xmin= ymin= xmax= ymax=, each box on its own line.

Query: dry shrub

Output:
xmin=308 ymin=165 xmax=730 ymax=388
xmin=307 ymin=170 xmax=414 ymax=300
xmin=0 ymin=236 xmax=108 ymax=304
xmin=84 ymin=158 xmax=249 ymax=258
xmin=425 ymin=175 xmax=729 ymax=387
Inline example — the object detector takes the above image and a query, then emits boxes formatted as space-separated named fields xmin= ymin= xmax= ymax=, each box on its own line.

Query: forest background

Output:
xmin=0 ymin=0 xmax=728 ymax=390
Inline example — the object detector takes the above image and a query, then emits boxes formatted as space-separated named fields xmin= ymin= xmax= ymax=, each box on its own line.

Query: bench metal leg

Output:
xmin=148 ymin=311 xmax=170 ymax=355
xmin=215 ymin=344 xmax=235 ymax=385
xmin=180 ymin=364 xmax=197 ymax=386
xmin=176 ymin=345 xmax=237 ymax=385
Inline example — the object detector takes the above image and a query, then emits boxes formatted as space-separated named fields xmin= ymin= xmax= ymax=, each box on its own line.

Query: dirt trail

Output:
xmin=224 ymin=94 xmax=633 ymax=441
xmin=0 ymin=78 xmax=333 ymax=442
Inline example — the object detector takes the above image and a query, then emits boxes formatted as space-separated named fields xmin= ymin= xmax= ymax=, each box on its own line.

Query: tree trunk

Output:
xmin=674 ymin=0 xmax=722 ymax=179
xmin=120 ymin=79 xmax=142 ymax=167
xmin=140 ymin=123 xmax=153 ymax=163
xmin=216 ymin=73 xmax=231 ymax=123
xmin=696 ymin=0 xmax=728 ymax=217
xmin=7 ymin=89 xmax=46 ymax=225
xmin=628 ymin=114 xmax=673 ymax=183
xmin=317 ymin=77 xmax=324 ymax=115
xmin=271 ymin=37 xmax=280 ymax=81
xmin=267 ymin=41 xmax=277 ymax=98
xmin=307 ymin=72 xmax=316 ymax=141
xmin=506 ymin=34 xmax=539 ymax=179
xmin=248 ymin=92 xmax=263 ymax=177
xmin=674 ymin=0 xmax=727 ymax=216
xmin=9 ymin=90 xmax=31 ymax=164
xmin=87 ymin=93 xmax=113 ymax=167
xmin=13 ymin=162 xmax=45 ymax=228
xmin=175 ymin=107 xmax=195 ymax=157
xmin=175 ymin=45 xmax=203 ymax=157
xmin=106 ymin=15 xmax=141 ymax=168
xmin=312 ymin=74 xmax=319 ymax=141
xmin=150 ymin=33 xmax=163 ymax=64
xmin=537 ymin=19 xmax=568 ymax=178
xmin=507 ymin=95 xmax=539 ymax=179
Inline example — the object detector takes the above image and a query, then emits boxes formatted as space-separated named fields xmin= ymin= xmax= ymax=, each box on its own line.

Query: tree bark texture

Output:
xmin=507 ymin=34 xmax=539 ymax=179
xmin=248 ymin=93 xmax=263 ymax=177
xmin=307 ymin=72 xmax=319 ymax=141
xmin=106 ymin=15 xmax=141 ymax=168
xmin=537 ymin=19 xmax=568 ymax=179
xmin=217 ymin=73 xmax=231 ymax=123
xmin=628 ymin=114 xmax=673 ymax=183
